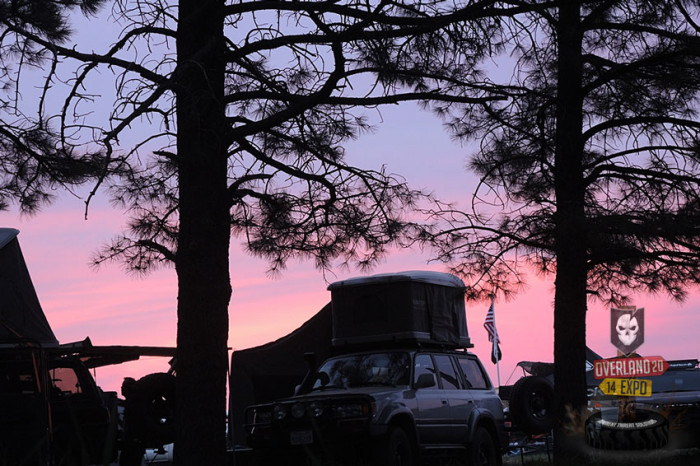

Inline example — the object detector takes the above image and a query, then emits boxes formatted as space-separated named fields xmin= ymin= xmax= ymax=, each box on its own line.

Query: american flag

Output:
xmin=484 ymin=298 xmax=502 ymax=364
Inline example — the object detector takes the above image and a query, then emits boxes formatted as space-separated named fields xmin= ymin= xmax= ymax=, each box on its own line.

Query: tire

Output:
xmin=508 ymin=376 xmax=554 ymax=435
xmin=585 ymin=409 xmax=668 ymax=450
xmin=122 ymin=372 xmax=176 ymax=448
xmin=468 ymin=426 xmax=500 ymax=466
xmin=374 ymin=427 xmax=414 ymax=466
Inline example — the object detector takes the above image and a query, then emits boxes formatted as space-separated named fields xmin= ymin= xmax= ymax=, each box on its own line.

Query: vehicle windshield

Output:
xmin=312 ymin=352 xmax=411 ymax=390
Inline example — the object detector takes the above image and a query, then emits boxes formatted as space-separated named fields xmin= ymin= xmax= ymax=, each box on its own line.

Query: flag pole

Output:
xmin=493 ymin=297 xmax=501 ymax=389
xmin=484 ymin=295 xmax=502 ymax=390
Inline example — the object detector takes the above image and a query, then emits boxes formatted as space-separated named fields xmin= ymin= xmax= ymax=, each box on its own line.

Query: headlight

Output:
xmin=332 ymin=401 xmax=372 ymax=419
xmin=291 ymin=402 xmax=306 ymax=419
xmin=309 ymin=401 xmax=325 ymax=417
xmin=273 ymin=404 xmax=287 ymax=421
xmin=251 ymin=407 xmax=272 ymax=424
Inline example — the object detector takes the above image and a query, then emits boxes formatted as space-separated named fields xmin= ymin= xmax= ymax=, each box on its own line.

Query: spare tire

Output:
xmin=585 ymin=409 xmax=668 ymax=450
xmin=508 ymin=376 xmax=554 ymax=435
xmin=122 ymin=372 xmax=176 ymax=447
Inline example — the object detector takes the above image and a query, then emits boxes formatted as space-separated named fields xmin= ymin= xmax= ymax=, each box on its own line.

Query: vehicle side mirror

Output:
xmin=315 ymin=371 xmax=330 ymax=387
xmin=415 ymin=373 xmax=436 ymax=389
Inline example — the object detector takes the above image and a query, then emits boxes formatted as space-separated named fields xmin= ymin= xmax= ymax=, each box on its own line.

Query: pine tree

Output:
xmin=3 ymin=1 xmax=508 ymax=463
xmin=422 ymin=1 xmax=699 ymax=460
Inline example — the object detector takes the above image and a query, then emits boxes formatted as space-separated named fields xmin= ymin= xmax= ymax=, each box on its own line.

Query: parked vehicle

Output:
xmin=242 ymin=271 xmax=507 ymax=466
xmin=501 ymin=349 xmax=700 ymax=450
xmin=245 ymin=347 xmax=506 ymax=466
xmin=586 ymin=357 xmax=700 ymax=450
xmin=0 ymin=345 xmax=119 ymax=465
xmin=119 ymin=370 xmax=177 ymax=466
xmin=0 ymin=228 xmax=176 ymax=465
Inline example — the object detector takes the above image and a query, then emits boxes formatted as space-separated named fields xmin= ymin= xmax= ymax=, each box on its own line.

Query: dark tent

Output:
xmin=0 ymin=228 xmax=58 ymax=347
xmin=228 ymin=303 xmax=332 ymax=448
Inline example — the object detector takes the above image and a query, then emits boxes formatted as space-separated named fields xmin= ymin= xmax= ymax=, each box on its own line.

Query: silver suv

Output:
xmin=245 ymin=348 xmax=506 ymax=466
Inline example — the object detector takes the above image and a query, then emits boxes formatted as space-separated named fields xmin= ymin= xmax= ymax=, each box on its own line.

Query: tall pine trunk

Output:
xmin=553 ymin=1 xmax=588 ymax=463
xmin=174 ymin=0 xmax=230 ymax=464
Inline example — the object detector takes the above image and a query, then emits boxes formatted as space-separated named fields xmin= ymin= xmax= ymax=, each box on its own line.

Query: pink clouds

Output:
xmin=0 ymin=101 xmax=697 ymax=398
xmin=586 ymin=293 xmax=700 ymax=361
xmin=3 ymin=204 xmax=698 ymax=397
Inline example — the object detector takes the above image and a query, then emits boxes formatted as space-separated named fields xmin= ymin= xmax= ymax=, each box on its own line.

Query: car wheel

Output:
xmin=122 ymin=372 xmax=176 ymax=448
xmin=585 ymin=409 xmax=668 ymax=450
xmin=375 ymin=427 xmax=414 ymax=466
xmin=508 ymin=376 xmax=554 ymax=435
xmin=468 ymin=426 xmax=500 ymax=466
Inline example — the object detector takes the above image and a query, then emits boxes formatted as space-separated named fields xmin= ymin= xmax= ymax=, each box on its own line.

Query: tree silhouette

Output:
xmin=2 ymin=1 xmax=512 ymax=463
xmin=0 ymin=0 xmax=106 ymax=212
xmin=420 ymin=0 xmax=699 ymax=460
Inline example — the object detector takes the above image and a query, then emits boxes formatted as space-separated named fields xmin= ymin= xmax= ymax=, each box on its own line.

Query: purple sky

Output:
xmin=2 ymin=103 xmax=698 ymax=395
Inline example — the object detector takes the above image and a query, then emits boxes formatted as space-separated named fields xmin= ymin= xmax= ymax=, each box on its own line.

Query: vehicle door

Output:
xmin=413 ymin=353 xmax=452 ymax=444
xmin=49 ymin=362 xmax=114 ymax=463
xmin=433 ymin=354 xmax=475 ymax=443
xmin=0 ymin=350 xmax=51 ymax=464
xmin=454 ymin=355 xmax=503 ymax=439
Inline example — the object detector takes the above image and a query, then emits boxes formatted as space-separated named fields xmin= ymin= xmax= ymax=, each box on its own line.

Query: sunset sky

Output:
xmin=3 ymin=100 xmax=698 ymax=397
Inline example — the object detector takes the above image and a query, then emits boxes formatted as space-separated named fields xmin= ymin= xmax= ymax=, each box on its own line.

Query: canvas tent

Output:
xmin=0 ymin=228 xmax=57 ymax=347
xmin=228 ymin=303 xmax=333 ymax=448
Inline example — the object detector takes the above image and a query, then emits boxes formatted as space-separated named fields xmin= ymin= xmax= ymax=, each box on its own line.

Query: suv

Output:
xmin=245 ymin=347 xmax=506 ymax=466
xmin=0 ymin=345 xmax=119 ymax=465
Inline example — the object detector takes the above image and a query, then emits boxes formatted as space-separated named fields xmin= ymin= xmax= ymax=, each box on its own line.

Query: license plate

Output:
xmin=290 ymin=430 xmax=313 ymax=445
